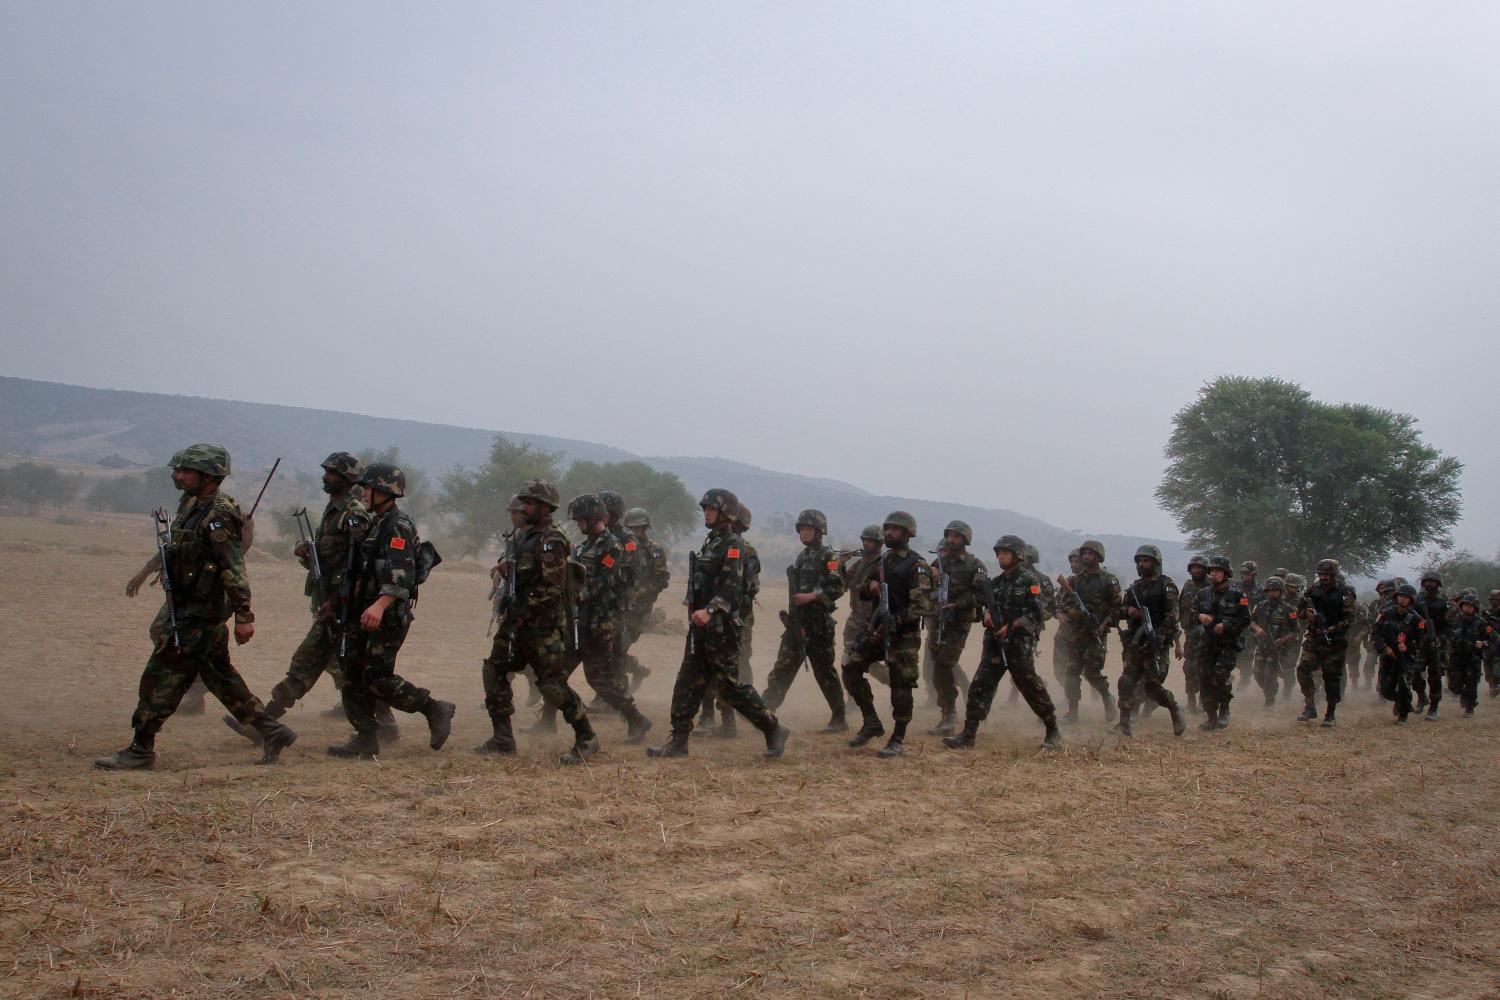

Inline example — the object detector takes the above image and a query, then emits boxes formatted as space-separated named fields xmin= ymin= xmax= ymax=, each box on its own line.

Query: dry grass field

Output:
xmin=2 ymin=512 xmax=1498 ymax=999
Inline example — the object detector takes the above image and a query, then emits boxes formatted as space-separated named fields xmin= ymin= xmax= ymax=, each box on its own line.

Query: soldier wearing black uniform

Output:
xmin=1195 ymin=556 xmax=1251 ymax=731
xmin=1414 ymin=571 xmax=1456 ymax=721
xmin=1115 ymin=545 xmax=1186 ymax=737
xmin=1372 ymin=584 xmax=1426 ymax=724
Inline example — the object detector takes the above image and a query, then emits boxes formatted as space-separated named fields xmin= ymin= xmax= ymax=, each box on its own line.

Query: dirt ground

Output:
xmin=1 ymin=512 xmax=1497 ymax=999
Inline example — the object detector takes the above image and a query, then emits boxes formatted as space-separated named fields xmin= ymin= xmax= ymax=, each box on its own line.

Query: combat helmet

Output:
xmin=1419 ymin=569 xmax=1441 ymax=585
xmin=796 ymin=509 xmax=829 ymax=535
xmin=1284 ymin=572 xmax=1307 ymax=590
xmin=566 ymin=493 xmax=607 ymax=522
xmin=1024 ymin=543 xmax=1041 ymax=566
xmin=860 ymin=524 xmax=883 ymax=543
xmin=734 ymin=503 xmax=752 ymax=530
xmin=698 ymin=488 xmax=738 ymax=515
xmin=517 ymin=478 xmax=561 ymax=510
xmin=598 ymin=490 xmax=625 ymax=521
xmin=1375 ymin=578 xmax=1394 ymax=594
xmin=1207 ymin=555 xmax=1233 ymax=574
xmin=358 ymin=463 xmax=406 ymax=499
xmin=1395 ymin=583 xmax=1418 ymax=599
xmin=1315 ymin=558 xmax=1341 ymax=576
xmin=320 ymin=452 xmax=362 ymax=482
xmin=1241 ymin=560 xmax=1258 ymax=574
xmin=1134 ymin=544 xmax=1163 ymax=565
xmin=175 ymin=443 xmax=231 ymax=478
xmin=1489 ymin=589 xmax=1500 ymax=603
xmin=506 ymin=494 xmax=526 ymax=513
xmin=1079 ymin=539 xmax=1106 ymax=561
xmin=1264 ymin=576 xmax=1285 ymax=593
xmin=1187 ymin=554 xmax=1209 ymax=572
xmin=1457 ymin=593 xmax=1479 ymax=610
xmin=623 ymin=507 xmax=651 ymax=528
xmin=883 ymin=511 xmax=917 ymax=536
xmin=943 ymin=520 xmax=973 ymax=546
xmin=994 ymin=534 xmax=1026 ymax=556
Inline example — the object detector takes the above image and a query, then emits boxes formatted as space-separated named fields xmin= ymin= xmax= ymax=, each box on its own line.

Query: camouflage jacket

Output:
xmin=873 ymin=543 xmax=934 ymax=633
xmin=738 ymin=537 xmax=761 ymax=623
xmin=1414 ymin=591 xmax=1457 ymax=643
xmin=610 ymin=525 xmax=640 ymax=593
xmin=161 ymin=490 xmax=253 ymax=624
xmin=356 ymin=503 xmax=420 ymax=610
xmin=985 ymin=565 xmax=1046 ymax=635
xmin=1250 ymin=596 xmax=1299 ymax=649
xmin=931 ymin=550 xmax=987 ymax=627
xmin=1299 ymin=580 xmax=1359 ymax=642
xmin=1035 ymin=571 xmax=1058 ymax=620
xmin=1178 ymin=573 xmax=1209 ymax=634
xmin=1484 ymin=605 xmax=1500 ymax=654
xmin=787 ymin=541 xmax=846 ymax=626
xmin=1451 ymin=613 xmax=1499 ymax=664
xmin=1372 ymin=604 xmax=1426 ymax=663
xmin=628 ymin=532 xmax=671 ymax=617
xmin=1061 ymin=568 xmax=1122 ymax=637
xmin=1196 ymin=582 xmax=1252 ymax=649
xmin=513 ymin=517 xmax=572 ymax=629
xmin=576 ymin=527 xmax=628 ymax=631
xmin=303 ymin=489 xmax=371 ymax=606
xmin=841 ymin=549 xmax=881 ymax=638
xmin=1119 ymin=573 xmax=1181 ymax=646
xmin=690 ymin=525 xmax=749 ymax=623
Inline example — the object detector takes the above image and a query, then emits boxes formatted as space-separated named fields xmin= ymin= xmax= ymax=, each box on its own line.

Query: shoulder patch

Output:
xmin=389 ymin=537 xmax=406 ymax=550
xmin=1289 ymin=611 xmax=1298 ymax=619
xmin=602 ymin=554 xmax=615 ymax=568
xmin=1239 ymin=597 xmax=1250 ymax=605
xmin=727 ymin=548 xmax=741 ymax=559
xmin=827 ymin=560 xmax=839 ymax=571
xmin=1030 ymin=585 xmax=1041 ymax=595
xmin=625 ymin=541 xmax=637 ymax=551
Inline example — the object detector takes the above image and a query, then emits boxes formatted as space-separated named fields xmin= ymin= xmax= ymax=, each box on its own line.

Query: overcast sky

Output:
xmin=3 ymin=2 xmax=1497 ymax=556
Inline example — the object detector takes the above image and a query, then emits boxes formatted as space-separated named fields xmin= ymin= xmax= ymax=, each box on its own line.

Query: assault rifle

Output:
xmin=293 ymin=507 xmax=321 ymax=590
xmin=983 ymin=581 xmax=1011 ymax=670
xmin=933 ymin=555 xmax=951 ymax=648
xmin=1126 ymin=583 xmax=1158 ymax=653
xmin=338 ymin=524 xmax=362 ymax=659
xmin=486 ymin=530 xmax=514 ymax=638
xmin=1057 ymin=573 xmax=1107 ymax=652
xmin=781 ymin=564 xmax=807 ymax=662
xmin=685 ymin=552 xmax=700 ymax=656
xmin=871 ymin=557 xmax=894 ymax=662
xmin=151 ymin=507 xmax=181 ymax=651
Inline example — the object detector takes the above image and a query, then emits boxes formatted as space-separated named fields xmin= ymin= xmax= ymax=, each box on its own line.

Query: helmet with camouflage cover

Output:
xmin=1375 ymin=578 xmax=1394 ymax=593
xmin=1187 ymin=554 xmax=1209 ymax=570
xmin=176 ymin=443 xmax=231 ymax=478
xmin=598 ymin=490 xmax=625 ymax=521
xmin=1457 ymin=592 xmax=1479 ymax=609
xmin=1024 ymin=543 xmax=1040 ymax=566
xmin=1207 ymin=555 xmax=1233 ymax=573
xmin=993 ymin=534 xmax=1026 ymax=556
xmin=1079 ymin=539 xmax=1106 ymax=561
xmin=943 ymin=520 xmax=973 ymax=546
xmin=623 ymin=507 xmax=651 ymax=528
xmin=517 ymin=478 xmax=561 ymax=510
xmin=1264 ymin=576 xmax=1285 ymax=592
xmin=320 ymin=451 xmax=362 ymax=482
xmin=1419 ymin=569 xmax=1441 ymax=584
xmin=1395 ymin=583 xmax=1418 ymax=599
xmin=699 ymin=488 xmax=738 ymax=515
xmin=1315 ymin=558 xmax=1340 ymax=576
xmin=883 ymin=511 xmax=917 ymax=536
xmin=566 ymin=493 xmax=607 ymax=522
xmin=1274 ymin=566 xmax=1290 ymax=578
xmin=506 ymin=494 xmax=526 ymax=513
xmin=1489 ymin=589 xmax=1500 ymax=602
xmin=1284 ymin=572 xmax=1307 ymax=589
xmin=860 ymin=524 xmax=883 ymax=543
xmin=796 ymin=509 xmax=829 ymax=535
xmin=1134 ymin=544 xmax=1162 ymax=565
xmin=1241 ymin=560 xmax=1258 ymax=574
xmin=358 ymin=462 xmax=406 ymax=499
xmin=734 ymin=503 xmax=752 ymax=530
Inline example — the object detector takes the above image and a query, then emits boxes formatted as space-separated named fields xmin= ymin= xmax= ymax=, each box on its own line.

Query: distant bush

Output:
xmin=0 ymin=462 xmax=83 ymax=513
xmin=85 ymin=467 xmax=176 ymax=513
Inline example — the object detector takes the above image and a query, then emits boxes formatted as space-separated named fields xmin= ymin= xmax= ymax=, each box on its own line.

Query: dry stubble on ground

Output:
xmin=1 ymin=513 xmax=1498 ymax=999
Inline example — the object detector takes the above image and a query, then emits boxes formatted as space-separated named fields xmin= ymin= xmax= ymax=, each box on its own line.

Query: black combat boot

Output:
xmin=1116 ymin=707 xmax=1133 ymax=737
xmin=820 ymin=709 xmax=849 ymax=734
xmin=627 ymin=662 xmax=651 ymax=694
xmin=252 ymin=718 xmax=297 ymax=764
xmin=1062 ymin=700 xmax=1080 ymax=725
xmin=1296 ymin=702 xmax=1318 ymax=722
xmin=943 ymin=720 xmax=978 ymax=749
xmin=1103 ymin=692 xmax=1118 ymax=723
xmin=522 ymin=706 xmax=557 ymax=734
xmin=1424 ymin=704 xmax=1439 ymax=721
xmin=473 ymin=716 xmax=517 ymax=755
xmin=1216 ymin=703 xmax=1230 ymax=729
xmin=1199 ymin=706 xmax=1219 ymax=732
xmin=1169 ymin=703 xmax=1186 ymax=737
xmin=1320 ymin=708 xmax=1337 ymax=728
xmin=376 ymin=705 xmax=400 ymax=744
xmin=1463 ymin=705 xmax=1475 ymax=719
xmin=876 ymin=738 xmax=905 ymax=758
xmin=646 ymin=730 xmax=690 ymax=758
xmin=695 ymin=704 xmax=717 ymax=733
xmin=763 ymin=724 xmax=791 ymax=759
xmin=624 ymin=710 xmax=653 ymax=745
xmin=847 ymin=715 xmax=884 ymax=748
xmin=1041 ymin=718 xmax=1063 ymax=750
xmin=927 ymin=709 xmax=957 ymax=737
xmin=422 ymin=699 xmax=456 ymax=750
xmin=327 ymin=731 xmax=380 ymax=759
xmin=94 ymin=732 xmax=156 ymax=771
xmin=223 ymin=714 xmax=262 ymax=744
xmin=559 ymin=725 xmax=600 ymax=765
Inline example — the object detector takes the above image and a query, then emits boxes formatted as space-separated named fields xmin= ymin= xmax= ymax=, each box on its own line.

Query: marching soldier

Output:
xmin=1247 ymin=577 xmax=1299 ymax=708
xmin=841 ymin=511 xmax=934 ymax=758
xmin=1235 ymin=560 xmax=1264 ymax=689
xmin=699 ymin=502 xmax=760 ymax=737
xmin=1485 ymin=590 xmax=1500 ymax=698
xmin=762 ymin=509 xmax=848 ymax=732
xmin=1195 ymin=555 xmax=1251 ymax=731
xmin=648 ymin=490 xmax=789 ymax=759
xmin=1115 ymin=545 xmax=1186 ymax=737
xmin=1414 ymin=571 xmax=1456 ymax=720
xmin=97 ymin=444 xmax=296 ymax=769
xmin=923 ymin=520 xmax=985 ymax=736
xmin=1451 ymin=593 xmax=1498 ymax=718
xmin=1372 ymin=583 xmax=1426 ymax=724
xmin=1055 ymin=539 xmax=1120 ymax=724
xmin=619 ymin=507 xmax=670 ymax=691
xmin=1293 ymin=559 xmax=1358 ymax=728
xmin=1178 ymin=555 xmax=1210 ymax=713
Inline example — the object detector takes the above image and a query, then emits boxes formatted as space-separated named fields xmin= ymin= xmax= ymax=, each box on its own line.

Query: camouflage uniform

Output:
xmin=1248 ymin=583 xmax=1299 ymax=707
xmin=1358 ymin=585 xmax=1393 ymax=692
xmin=1194 ymin=564 xmax=1251 ymax=729
xmin=701 ymin=512 xmax=760 ymax=732
xmin=572 ymin=512 xmax=650 ymax=732
xmin=1057 ymin=541 xmax=1120 ymax=722
xmin=1414 ymin=582 xmax=1455 ymax=716
xmin=842 ymin=513 xmax=934 ymax=754
xmin=620 ymin=510 xmax=670 ymax=666
xmin=1449 ymin=605 xmax=1495 ymax=716
xmin=923 ymin=528 xmax=985 ymax=730
xmin=1233 ymin=562 xmax=1263 ymax=689
xmin=1294 ymin=563 xmax=1359 ymax=724
xmin=948 ymin=540 xmax=1059 ymax=749
xmin=762 ymin=519 xmax=847 ymax=724
xmin=98 ymin=444 xmax=293 ymax=769
xmin=1178 ymin=557 xmax=1210 ymax=712
xmin=1372 ymin=592 xmax=1425 ymax=721
xmin=1115 ymin=557 xmax=1184 ymax=734
xmin=1484 ymin=593 xmax=1500 ymax=696
xmin=479 ymin=482 xmax=597 ymax=757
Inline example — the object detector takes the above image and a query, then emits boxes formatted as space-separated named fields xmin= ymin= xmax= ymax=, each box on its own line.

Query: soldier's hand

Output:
xmin=317 ymin=600 xmax=336 ymax=622
xmin=1198 ymin=613 xmax=1215 ymax=627
xmin=1173 ymin=640 xmax=1184 ymax=661
xmin=361 ymin=594 xmax=395 ymax=631
xmin=125 ymin=569 xmax=151 ymax=597
xmin=491 ymin=561 xmax=506 ymax=585
xmin=1126 ymin=606 xmax=1141 ymax=620
xmin=690 ymin=609 xmax=711 ymax=628
xmin=982 ymin=610 xmax=994 ymax=630
xmin=234 ymin=621 xmax=255 ymax=645
xmin=294 ymin=540 xmax=312 ymax=561
xmin=866 ymin=581 xmax=881 ymax=597
xmin=1213 ymin=623 xmax=1226 ymax=636
xmin=793 ymin=592 xmax=818 ymax=607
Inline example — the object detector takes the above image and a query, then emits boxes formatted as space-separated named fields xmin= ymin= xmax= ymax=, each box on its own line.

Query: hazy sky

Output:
xmin=4 ymin=2 xmax=1497 ymax=556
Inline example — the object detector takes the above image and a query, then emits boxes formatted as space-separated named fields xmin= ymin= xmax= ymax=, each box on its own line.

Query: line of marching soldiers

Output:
xmin=93 ymin=446 xmax=1500 ymax=770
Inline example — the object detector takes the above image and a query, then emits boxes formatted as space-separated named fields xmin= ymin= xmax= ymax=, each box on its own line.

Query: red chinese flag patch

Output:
xmin=1239 ymin=597 xmax=1249 ymax=605
xmin=602 ymin=555 xmax=615 ymax=568
xmin=1289 ymin=611 xmax=1298 ymax=619
xmin=1030 ymin=585 xmax=1041 ymax=594
xmin=727 ymin=548 xmax=741 ymax=559
xmin=827 ymin=560 xmax=839 ymax=571
xmin=625 ymin=541 xmax=637 ymax=551
xmin=389 ymin=537 xmax=406 ymax=550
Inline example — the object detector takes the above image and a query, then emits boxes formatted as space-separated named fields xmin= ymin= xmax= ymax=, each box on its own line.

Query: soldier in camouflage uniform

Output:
xmin=1279 ymin=573 xmax=1308 ymax=700
xmin=1450 ymin=594 xmax=1498 ymax=719
xmin=1484 ymin=590 xmax=1500 ymax=698
xmin=324 ymin=464 xmax=455 ymax=760
xmin=1193 ymin=555 xmax=1251 ymax=731
xmin=1055 ymin=539 xmax=1120 ymax=724
xmin=1234 ymin=561 xmax=1264 ymax=690
xmin=1293 ymin=559 xmax=1359 ymax=728
xmin=699 ymin=502 xmax=760 ymax=737
xmin=943 ymin=535 xmax=1061 ymax=750
xmin=1358 ymin=580 xmax=1395 ymax=695
xmin=1115 ymin=545 xmax=1186 ymax=737
xmin=565 ymin=493 xmax=654 ymax=743
xmin=618 ymin=507 xmax=670 ymax=691
xmin=922 ymin=520 xmax=985 ymax=736
xmin=1051 ymin=548 xmax=1084 ymax=688
xmin=1247 ymin=577 xmax=1299 ymax=708
xmin=596 ymin=490 xmax=653 ymax=698
xmin=1373 ymin=584 xmax=1425 ymax=723
xmin=1178 ymin=555 xmax=1210 ymax=713
xmin=1009 ymin=544 xmax=1055 ymax=705
xmin=842 ymin=511 xmax=934 ymax=758
xmin=476 ymin=479 xmax=601 ymax=763
xmin=1413 ymin=571 xmax=1455 ymax=720
xmin=97 ymin=444 xmax=297 ymax=770
xmin=223 ymin=452 xmax=400 ymax=746
xmin=840 ymin=525 xmax=890 ymax=691
xmin=762 ymin=509 xmax=849 ymax=732
xmin=648 ymin=489 xmax=789 ymax=759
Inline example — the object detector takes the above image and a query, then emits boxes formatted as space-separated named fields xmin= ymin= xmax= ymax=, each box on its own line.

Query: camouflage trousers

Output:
xmin=1118 ymin=642 xmax=1178 ymax=715
xmin=965 ymin=631 xmax=1055 ymax=725
xmin=762 ymin=616 xmax=844 ymax=716
xmin=671 ymin=617 xmax=777 ymax=737
xmin=149 ymin=604 xmax=206 ymax=712
xmin=842 ymin=627 xmax=921 ymax=735
xmin=614 ymin=608 xmax=653 ymax=687
xmin=482 ymin=624 xmax=589 ymax=728
xmin=1057 ymin=626 xmax=1111 ymax=706
xmin=1182 ymin=630 xmax=1204 ymax=702
xmin=577 ymin=621 xmax=643 ymax=721
xmin=842 ymin=619 xmax=889 ymax=686
xmin=1296 ymin=638 xmax=1348 ymax=710
xmin=1199 ymin=640 xmax=1240 ymax=717
xmin=1378 ymin=653 xmax=1415 ymax=717
xmin=1415 ymin=641 xmax=1446 ymax=707
xmin=340 ymin=616 xmax=433 ymax=737
xmin=1451 ymin=651 xmax=1483 ymax=710
xmin=1252 ymin=640 xmax=1297 ymax=705
xmin=267 ymin=619 xmax=347 ymax=711
xmin=132 ymin=618 xmax=268 ymax=740
xmin=705 ymin=615 xmax=757 ymax=717
xmin=1347 ymin=629 xmax=1373 ymax=685
xmin=1487 ymin=649 xmax=1500 ymax=688
xmin=922 ymin=622 xmax=972 ymax=715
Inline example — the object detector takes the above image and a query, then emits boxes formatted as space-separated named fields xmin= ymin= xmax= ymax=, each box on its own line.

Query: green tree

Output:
xmin=1415 ymin=548 xmax=1500 ymax=597
xmin=434 ymin=436 xmax=563 ymax=555
xmin=83 ymin=466 xmax=174 ymax=513
xmin=558 ymin=460 xmax=697 ymax=541
xmin=1155 ymin=376 xmax=1462 ymax=576
xmin=0 ymin=462 xmax=83 ymax=513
